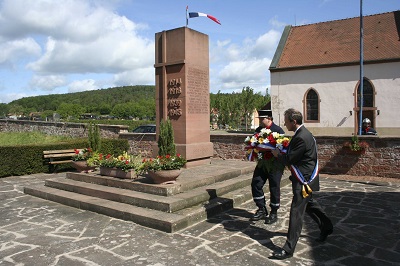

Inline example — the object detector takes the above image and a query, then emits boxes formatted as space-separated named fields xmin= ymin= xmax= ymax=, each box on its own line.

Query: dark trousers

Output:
xmin=283 ymin=181 xmax=333 ymax=254
xmin=251 ymin=166 xmax=283 ymax=211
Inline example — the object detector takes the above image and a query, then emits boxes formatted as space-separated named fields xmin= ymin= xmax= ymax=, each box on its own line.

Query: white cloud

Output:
xmin=0 ymin=93 xmax=28 ymax=104
xmin=250 ymin=30 xmax=282 ymax=59
xmin=0 ymin=37 xmax=41 ymax=67
xmin=211 ymin=27 xmax=282 ymax=94
xmin=113 ymin=67 xmax=154 ymax=86
xmin=68 ymin=79 xmax=100 ymax=93
xmin=29 ymin=75 xmax=67 ymax=91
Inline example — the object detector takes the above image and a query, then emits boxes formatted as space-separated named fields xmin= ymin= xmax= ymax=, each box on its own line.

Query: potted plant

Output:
xmin=98 ymin=151 xmax=142 ymax=179
xmin=343 ymin=135 xmax=369 ymax=152
xmin=72 ymin=148 xmax=97 ymax=173
xmin=71 ymin=123 xmax=102 ymax=172
xmin=140 ymin=118 xmax=187 ymax=183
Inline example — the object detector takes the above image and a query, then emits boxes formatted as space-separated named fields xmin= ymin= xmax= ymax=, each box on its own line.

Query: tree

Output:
xmin=57 ymin=103 xmax=85 ymax=120
xmin=158 ymin=118 xmax=176 ymax=156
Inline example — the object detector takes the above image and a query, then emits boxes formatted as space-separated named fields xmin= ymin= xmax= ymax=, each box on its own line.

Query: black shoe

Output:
xmin=271 ymin=248 xmax=292 ymax=260
xmin=316 ymin=228 xmax=333 ymax=242
xmin=250 ymin=207 xmax=267 ymax=221
xmin=265 ymin=213 xmax=278 ymax=224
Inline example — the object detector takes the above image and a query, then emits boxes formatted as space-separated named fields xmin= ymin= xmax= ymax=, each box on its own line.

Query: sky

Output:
xmin=0 ymin=0 xmax=399 ymax=104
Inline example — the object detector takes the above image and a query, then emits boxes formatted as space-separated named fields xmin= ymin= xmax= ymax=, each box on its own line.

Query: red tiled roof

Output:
xmin=271 ymin=11 xmax=400 ymax=70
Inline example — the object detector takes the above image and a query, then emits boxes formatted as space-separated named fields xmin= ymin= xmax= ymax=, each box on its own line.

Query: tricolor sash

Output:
xmin=289 ymin=136 xmax=319 ymax=198
xmin=290 ymin=161 xmax=319 ymax=198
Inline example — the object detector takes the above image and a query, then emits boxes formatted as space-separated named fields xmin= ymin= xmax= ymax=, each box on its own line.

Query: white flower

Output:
xmin=272 ymin=132 xmax=281 ymax=139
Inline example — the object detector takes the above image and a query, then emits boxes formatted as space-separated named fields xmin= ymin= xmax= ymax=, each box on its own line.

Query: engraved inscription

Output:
xmin=187 ymin=67 xmax=209 ymax=114
xmin=168 ymin=78 xmax=183 ymax=117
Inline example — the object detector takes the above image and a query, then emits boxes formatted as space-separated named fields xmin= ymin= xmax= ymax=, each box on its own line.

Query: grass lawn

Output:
xmin=0 ymin=131 xmax=74 ymax=146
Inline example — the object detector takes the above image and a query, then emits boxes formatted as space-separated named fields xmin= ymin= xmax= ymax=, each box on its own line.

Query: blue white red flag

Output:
xmin=188 ymin=12 xmax=221 ymax=25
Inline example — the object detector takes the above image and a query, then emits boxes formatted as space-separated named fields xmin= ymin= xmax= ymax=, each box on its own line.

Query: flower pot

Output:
xmin=148 ymin=169 xmax=182 ymax=184
xmin=99 ymin=167 xmax=136 ymax=179
xmin=71 ymin=161 xmax=96 ymax=173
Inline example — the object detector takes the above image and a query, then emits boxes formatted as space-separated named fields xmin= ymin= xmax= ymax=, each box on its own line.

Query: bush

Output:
xmin=157 ymin=118 xmax=176 ymax=156
xmin=0 ymin=138 xmax=130 ymax=177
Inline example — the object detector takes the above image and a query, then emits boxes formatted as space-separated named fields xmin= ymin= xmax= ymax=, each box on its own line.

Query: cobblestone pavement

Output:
xmin=1 ymin=173 xmax=399 ymax=266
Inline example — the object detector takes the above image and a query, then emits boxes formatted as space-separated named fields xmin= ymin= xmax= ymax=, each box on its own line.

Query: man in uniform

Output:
xmin=250 ymin=110 xmax=285 ymax=224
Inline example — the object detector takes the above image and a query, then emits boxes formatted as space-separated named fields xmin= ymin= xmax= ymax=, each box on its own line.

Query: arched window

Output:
xmin=357 ymin=78 xmax=374 ymax=107
xmin=305 ymin=88 xmax=319 ymax=121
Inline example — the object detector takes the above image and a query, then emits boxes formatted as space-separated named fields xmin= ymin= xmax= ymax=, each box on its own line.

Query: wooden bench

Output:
xmin=43 ymin=148 xmax=82 ymax=172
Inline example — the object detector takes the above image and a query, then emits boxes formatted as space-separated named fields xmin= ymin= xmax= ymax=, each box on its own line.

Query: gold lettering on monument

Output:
xmin=187 ymin=67 xmax=209 ymax=114
xmin=168 ymin=78 xmax=183 ymax=117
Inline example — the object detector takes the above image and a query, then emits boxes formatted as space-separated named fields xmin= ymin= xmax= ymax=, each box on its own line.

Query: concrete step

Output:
xmin=64 ymin=159 xmax=255 ymax=196
xmin=24 ymin=178 xmax=270 ymax=233
xmin=23 ymin=160 xmax=291 ymax=233
xmin=43 ymin=172 xmax=253 ymax=213
xmin=24 ymin=185 xmax=188 ymax=233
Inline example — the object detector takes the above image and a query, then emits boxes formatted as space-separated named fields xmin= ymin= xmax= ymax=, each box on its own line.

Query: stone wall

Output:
xmin=0 ymin=119 xmax=128 ymax=139
xmin=1 ymin=120 xmax=399 ymax=179
xmin=120 ymin=132 xmax=399 ymax=179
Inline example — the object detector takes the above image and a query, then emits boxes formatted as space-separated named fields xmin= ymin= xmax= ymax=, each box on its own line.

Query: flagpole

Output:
xmin=186 ymin=6 xmax=188 ymax=27
xmin=358 ymin=0 xmax=364 ymax=135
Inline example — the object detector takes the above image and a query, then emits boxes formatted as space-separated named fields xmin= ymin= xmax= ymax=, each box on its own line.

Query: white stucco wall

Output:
xmin=270 ymin=62 xmax=400 ymax=136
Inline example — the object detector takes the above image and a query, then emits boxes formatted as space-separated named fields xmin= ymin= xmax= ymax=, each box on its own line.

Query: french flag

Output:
xmin=189 ymin=12 xmax=221 ymax=25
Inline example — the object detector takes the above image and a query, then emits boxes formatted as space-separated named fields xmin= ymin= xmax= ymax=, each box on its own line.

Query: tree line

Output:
xmin=0 ymin=85 xmax=270 ymax=130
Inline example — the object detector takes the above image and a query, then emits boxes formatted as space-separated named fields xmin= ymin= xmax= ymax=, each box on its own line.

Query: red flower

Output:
xmin=166 ymin=155 xmax=171 ymax=159
xmin=282 ymin=140 xmax=289 ymax=147
xmin=267 ymin=134 xmax=276 ymax=145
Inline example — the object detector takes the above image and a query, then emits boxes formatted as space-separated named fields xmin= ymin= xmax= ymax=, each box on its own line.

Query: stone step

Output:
xmin=24 ymin=185 xmax=188 ymax=233
xmin=65 ymin=160 xmax=255 ymax=196
xmin=23 ymin=160 xmax=291 ymax=233
xmin=43 ymin=172 xmax=253 ymax=213
xmin=24 ymin=179 xmax=266 ymax=233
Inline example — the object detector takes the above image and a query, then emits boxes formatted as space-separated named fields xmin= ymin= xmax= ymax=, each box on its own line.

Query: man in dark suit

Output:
xmin=270 ymin=108 xmax=333 ymax=260
xmin=250 ymin=110 xmax=285 ymax=225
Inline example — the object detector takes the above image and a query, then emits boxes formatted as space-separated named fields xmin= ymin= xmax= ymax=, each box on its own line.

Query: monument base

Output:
xmin=152 ymin=142 xmax=213 ymax=168
xmin=185 ymin=157 xmax=212 ymax=168
xmin=175 ymin=142 xmax=213 ymax=168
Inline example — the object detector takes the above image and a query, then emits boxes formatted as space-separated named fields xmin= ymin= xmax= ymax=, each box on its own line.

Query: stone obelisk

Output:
xmin=154 ymin=27 xmax=213 ymax=167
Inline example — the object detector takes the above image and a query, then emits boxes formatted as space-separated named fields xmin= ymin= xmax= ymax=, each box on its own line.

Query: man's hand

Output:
xmin=271 ymin=149 xmax=279 ymax=157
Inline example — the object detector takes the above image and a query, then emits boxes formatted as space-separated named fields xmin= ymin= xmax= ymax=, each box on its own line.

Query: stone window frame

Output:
xmin=303 ymin=87 xmax=320 ymax=123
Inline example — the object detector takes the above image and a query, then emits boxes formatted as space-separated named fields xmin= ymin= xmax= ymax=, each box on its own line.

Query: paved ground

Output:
xmin=1 ymin=171 xmax=399 ymax=266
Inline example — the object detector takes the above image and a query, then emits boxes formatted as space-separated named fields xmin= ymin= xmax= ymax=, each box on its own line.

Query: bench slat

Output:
xmin=43 ymin=149 xmax=77 ymax=154
xmin=49 ymin=160 xmax=73 ymax=165
xmin=43 ymin=148 xmax=85 ymax=172
xmin=44 ymin=153 xmax=77 ymax=159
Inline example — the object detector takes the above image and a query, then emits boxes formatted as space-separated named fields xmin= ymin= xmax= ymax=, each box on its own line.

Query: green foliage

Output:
xmin=57 ymin=103 xmax=85 ymax=120
xmin=210 ymin=87 xmax=270 ymax=130
xmin=87 ymin=122 xmax=101 ymax=151
xmin=348 ymin=135 xmax=368 ymax=152
xmin=0 ymin=131 xmax=73 ymax=146
xmin=98 ymin=151 xmax=142 ymax=172
xmin=0 ymin=103 xmax=9 ymax=118
xmin=0 ymin=137 xmax=129 ymax=177
xmin=72 ymin=148 xmax=94 ymax=161
xmin=139 ymin=154 xmax=186 ymax=173
xmin=7 ymin=85 xmax=155 ymax=117
xmin=4 ymin=84 xmax=269 ymax=131
xmin=158 ymin=118 xmax=176 ymax=156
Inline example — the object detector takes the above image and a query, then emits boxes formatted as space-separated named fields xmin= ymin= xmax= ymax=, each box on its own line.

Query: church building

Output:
xmin=269 ymin=11 xmax=400 ymax=136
